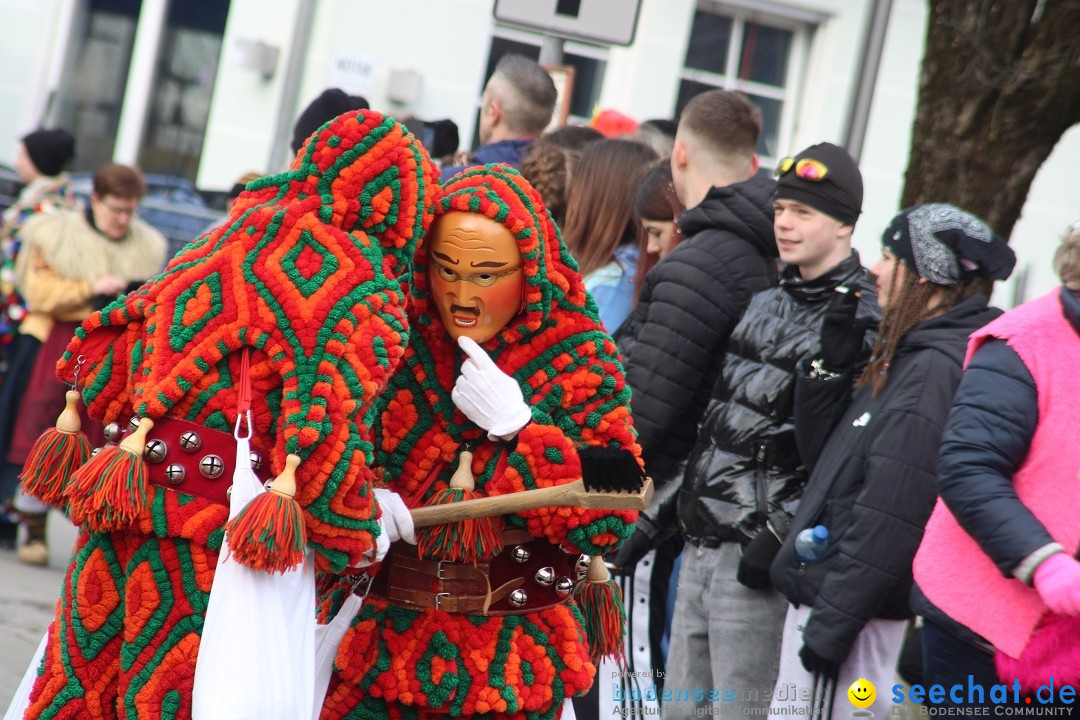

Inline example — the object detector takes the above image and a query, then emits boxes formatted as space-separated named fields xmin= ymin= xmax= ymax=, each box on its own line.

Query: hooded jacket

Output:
xmin=322 ymin=164 xmax=642 ymax=720
xmin=769 ymin=295 xmax=1002 ymax=665
xmin=615 ymin=177 xmax=777 ymax=538
xmin=678 ymin=252 xmax=878 ymax=545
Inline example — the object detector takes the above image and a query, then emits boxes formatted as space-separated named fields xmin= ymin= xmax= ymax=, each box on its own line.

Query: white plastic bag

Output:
xmin=192 ymin=416 xmax=315 ymax=720
xmin=311 ymin=590 xmax=364 ymax=720
xmin=4 ymin=630 xmax=48 ymax=720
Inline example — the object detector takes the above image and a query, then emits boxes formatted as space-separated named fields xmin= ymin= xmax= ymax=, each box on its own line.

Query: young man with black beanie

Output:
xmin=660 ymin=141 xmax=881 ymax=719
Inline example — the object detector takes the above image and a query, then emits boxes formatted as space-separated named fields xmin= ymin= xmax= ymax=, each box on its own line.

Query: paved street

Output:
xmin=1 ymin=510 xmax=77 ymax=713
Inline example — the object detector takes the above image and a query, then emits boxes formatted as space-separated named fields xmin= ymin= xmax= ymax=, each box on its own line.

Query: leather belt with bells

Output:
xmin=105 ymin=415 xmax=273 ymax=507
xmin=367 ymin=528 xmax=591 ymax=616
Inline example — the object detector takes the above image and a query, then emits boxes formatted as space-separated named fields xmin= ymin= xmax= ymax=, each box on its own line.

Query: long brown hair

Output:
xmin=633 ymin=159 xmax=684 ymax=300
xmin=562 ymin=139 xmax=658 ymax=277
xmin=858 ymin=267 xmax=991 ymax=396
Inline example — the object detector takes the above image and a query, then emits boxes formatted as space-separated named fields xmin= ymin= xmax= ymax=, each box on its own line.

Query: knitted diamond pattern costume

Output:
xmin=22 ymin=110 xmax=439 ymax=720
xmin=318 ymin=164 xmax=642 ymax=720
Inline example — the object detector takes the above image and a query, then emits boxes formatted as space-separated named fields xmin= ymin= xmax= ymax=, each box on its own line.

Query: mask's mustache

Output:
xmin=450 ymin=304 xmax=480 ymax=317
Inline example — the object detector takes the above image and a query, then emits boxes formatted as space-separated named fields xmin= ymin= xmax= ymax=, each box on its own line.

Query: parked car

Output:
xmin=0 ymin=163 xmax=22 ymax=215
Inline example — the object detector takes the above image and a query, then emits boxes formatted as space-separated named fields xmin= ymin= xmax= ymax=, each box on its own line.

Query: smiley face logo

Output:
xmin=848 ymin=678 xmax=876 ymax=709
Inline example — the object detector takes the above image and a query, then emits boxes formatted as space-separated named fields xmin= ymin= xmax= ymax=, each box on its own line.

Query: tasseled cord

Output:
xmin=573 ymin=556 xmax=627 ymax=664
xmin=416 ymin=449 xmax=504 ymax=566
xmin=66 ymin=417 xmax=154 ymax=531
xmin=226 ymin=454 xmax=307 ymax=573
xmin=20 ymin=390 xmax=92 ymax=507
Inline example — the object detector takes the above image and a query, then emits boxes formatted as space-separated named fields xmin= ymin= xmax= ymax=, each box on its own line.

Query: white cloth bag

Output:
xmin=192 ymin=415 xmax=316 ymax=720
xmin=4 ymin=631 xmax=48 ymax=720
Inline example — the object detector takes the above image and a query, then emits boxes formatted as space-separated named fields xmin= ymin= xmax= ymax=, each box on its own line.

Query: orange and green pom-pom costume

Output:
xmin=318 ymin=164 xmax=642 ymax=720
xmin=22 ymin=110 xmax=439 ymax=720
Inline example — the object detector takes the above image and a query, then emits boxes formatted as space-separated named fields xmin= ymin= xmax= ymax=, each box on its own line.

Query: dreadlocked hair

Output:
xmin=858 ymin=268 xmax=990 ymax=397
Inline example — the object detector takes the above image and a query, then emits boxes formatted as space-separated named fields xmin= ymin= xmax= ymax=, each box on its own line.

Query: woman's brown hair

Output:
xmin=562 ymin=139 xmax=657 ymax=277
xmin=858 ymin=266 xmax=989 ymax=396
xmin=632 ymin=159 xmax=684 ymax=299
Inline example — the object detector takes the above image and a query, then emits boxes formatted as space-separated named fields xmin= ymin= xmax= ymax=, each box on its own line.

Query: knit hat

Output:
xmin=774 ymin=142 xmax=862 ymax=225
xmin=882 ymin=203 xmax=1016 ymax=286
xmin=290 ymin=88 xmax=370 ymax=154
xmin=21 ymin=128 xmax=76 ymax=177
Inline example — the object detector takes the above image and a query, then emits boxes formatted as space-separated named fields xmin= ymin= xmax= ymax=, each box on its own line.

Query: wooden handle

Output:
xmin=410 ymin=477 xmax=653 ymax=528
xmin=270 ymin=454 xmax=301 ymax=498
xmin=56 ymin=390 xmax=83 ymax=434
xmin=120 ymin=417 xmax=154 ymax=455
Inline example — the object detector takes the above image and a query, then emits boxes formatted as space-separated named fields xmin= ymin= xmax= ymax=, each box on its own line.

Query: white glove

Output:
xmin=375 ymin=488 xmax=415 ymax=546
xmin=451 ymin=336 xmax=532 ymax=439
xmin=351 ymin=488 xmax=415 ymax=568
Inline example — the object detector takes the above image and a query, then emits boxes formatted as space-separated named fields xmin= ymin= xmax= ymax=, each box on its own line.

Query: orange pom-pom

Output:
xmin=225 ymin=454 xmax=307 ymax=572
xmin=20 ymin=391 xmax=92 ymax=507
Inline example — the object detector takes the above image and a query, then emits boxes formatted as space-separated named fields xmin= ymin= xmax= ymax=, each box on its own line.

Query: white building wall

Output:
xmin=3 ymin=0 xmax=1074 ymax=302
xmin=0 ymin=0 xmax=73 ymax=164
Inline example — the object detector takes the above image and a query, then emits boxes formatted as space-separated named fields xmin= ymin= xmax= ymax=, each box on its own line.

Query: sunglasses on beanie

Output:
xmin=774 ymin=157 xmax=828 ymax=181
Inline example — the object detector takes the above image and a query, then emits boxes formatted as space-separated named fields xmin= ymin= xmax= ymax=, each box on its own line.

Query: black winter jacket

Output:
xmin=770 ymin=296 xmax=1002 ymax=665
xmin=615 ymin=177 xmax=778 ymax=541
xmin=677 ymin=252 xmax=878 ymax=545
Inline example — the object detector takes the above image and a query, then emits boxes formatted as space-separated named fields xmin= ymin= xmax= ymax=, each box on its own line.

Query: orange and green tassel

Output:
xmin=226 ymin=454 xmax=307 ymax=572
xmin=573 ymin=556 xmax=626 ymax=663
xmin=65 ymin=417 xmax=154 ymax=531
xmin=20 ymin=390 xmax=92 ymax=507
xmin=416 ymin=450 xmax=504 ymax=565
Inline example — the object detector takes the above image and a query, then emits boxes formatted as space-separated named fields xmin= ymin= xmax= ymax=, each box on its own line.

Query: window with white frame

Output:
xmin=676 ymin=1 xmax=814 ymax=170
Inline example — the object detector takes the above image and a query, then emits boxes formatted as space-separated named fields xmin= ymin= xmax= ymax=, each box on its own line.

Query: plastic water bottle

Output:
xmin=794 ymin=525 xmax=829 ymax=564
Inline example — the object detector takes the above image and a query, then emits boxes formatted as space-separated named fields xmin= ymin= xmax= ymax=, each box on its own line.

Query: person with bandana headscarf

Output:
xmin=767 ymin=203 xmax=1016 ymax=718
xmin=318 ymin=163 xmax=642 ymax=720
xmin=17 ymin=109 xmax=438 ymax=720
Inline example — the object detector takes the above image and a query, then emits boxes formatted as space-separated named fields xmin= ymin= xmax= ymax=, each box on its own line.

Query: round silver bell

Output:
xmin=103 ymin=422 xmax=123 ymax=444
xmin=145 ymin=439 xmax=167 ymax=464
xmin=91 ymin=446 xmax=103 ymax=457
xmin=179 ymin=431 xmax=202 ymax=452
xmin=249 ymin=451 xmax=263 ymax=471
xmin=165 ymin=464 xmax=186 ymax=484
xmin=509 ymin=589 xmax=528 ymax=607
xmin=555 ymin=577 xmax=574 ymax=597
xmin=576 ymin=555 xmax=591 ymax=580
xmin=535 ymin=566 xmax=555 ymax=586
xmin=199 ymin=454 xmax=225 ymax=479
xmin=264 ymin=478 xmax=275 ymax=491
xmin=128 ymin=416 xmax=141 ymax=432
xmin=512 ymin=546 xmax=531 ymax=563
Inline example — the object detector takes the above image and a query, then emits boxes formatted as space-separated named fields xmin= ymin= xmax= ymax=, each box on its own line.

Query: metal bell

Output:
xmin=145 ymin=439 xmax=167 ymax=464
xmin=509 ymin=589 xmax=528 ymax=607
xmin=575 ymin=555 xmax=591 ymax=580
xmin=512 ymin=546 xmax=531 ymax=563
xmin=199 ymin=454 xmax=225 ymax=479
xmin=165 ymin=464 xmax=186 ymax=484
xmin=91 ymin=446 xmax=103 ymax=457
xmin=179 ymin=431 xmax=202 ymax=452
xmin=103 ymin=422 xmax=123 ymax=444
xmin=535 ymin=567 xmax=555 ymax=586
xmin=555 ymin=577 xmax=574 ymax=597
xmin=249 ymin=451 xmax=263 ymax=471
xmin=264 ymin=478 xmax=274 ymax=491
xmin=127 ymin=416 xmax=141 ymax=432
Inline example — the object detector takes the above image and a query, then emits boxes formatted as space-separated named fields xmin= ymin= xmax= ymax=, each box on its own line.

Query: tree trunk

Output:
xmin=901 ymin=0 xmax=1080 ymax=239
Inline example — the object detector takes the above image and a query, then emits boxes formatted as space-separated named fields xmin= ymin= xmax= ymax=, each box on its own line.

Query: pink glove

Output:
xmin=451 ymin=336 xmax=532 ymax=439
xmin=1033 ymin=553 xmax=1080 ymax=616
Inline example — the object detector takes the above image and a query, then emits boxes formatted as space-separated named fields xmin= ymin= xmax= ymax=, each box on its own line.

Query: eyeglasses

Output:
xmin=432 ymin=262 xmax=521 ymax=287
xmin=99 ymin=200 xmax=138 ymax=218
xmin=774 ymin=157 xmax=828 ymax=181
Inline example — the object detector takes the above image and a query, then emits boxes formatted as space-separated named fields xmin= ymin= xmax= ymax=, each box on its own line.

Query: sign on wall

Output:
xmin=493 ymin=0 xmax=643 ymax=46
xmin=328 ymin=50 xmax=378 ymax=97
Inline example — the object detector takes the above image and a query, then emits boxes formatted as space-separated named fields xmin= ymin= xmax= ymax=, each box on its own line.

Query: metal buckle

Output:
xmin=436 ymin=560 xmax=449 ymax=581
xmin=350 ymin=572 xmax=373 ymax=600
xmin=434 ymin=592 xmax=450 ymax=610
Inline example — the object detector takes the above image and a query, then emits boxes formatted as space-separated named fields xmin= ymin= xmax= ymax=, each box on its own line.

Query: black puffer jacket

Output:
xmin=678 ymin=252 xmax=878 ymax=545
xmin=770 ymin=295 xmax=1003 ymax=665
xmin=615 ymin=177 xmax=778 ymax=535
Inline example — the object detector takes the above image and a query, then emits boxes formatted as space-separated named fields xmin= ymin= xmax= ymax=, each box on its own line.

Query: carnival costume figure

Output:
xmin=19 ymin=110 xmax=439 ymax=720
xmin=318 ymin=164 xmax=643 ymax=720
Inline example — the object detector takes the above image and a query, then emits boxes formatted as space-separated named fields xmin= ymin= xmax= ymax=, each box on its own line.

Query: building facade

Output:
xmin=1 ymin=0 xmax=1076 ymax=302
